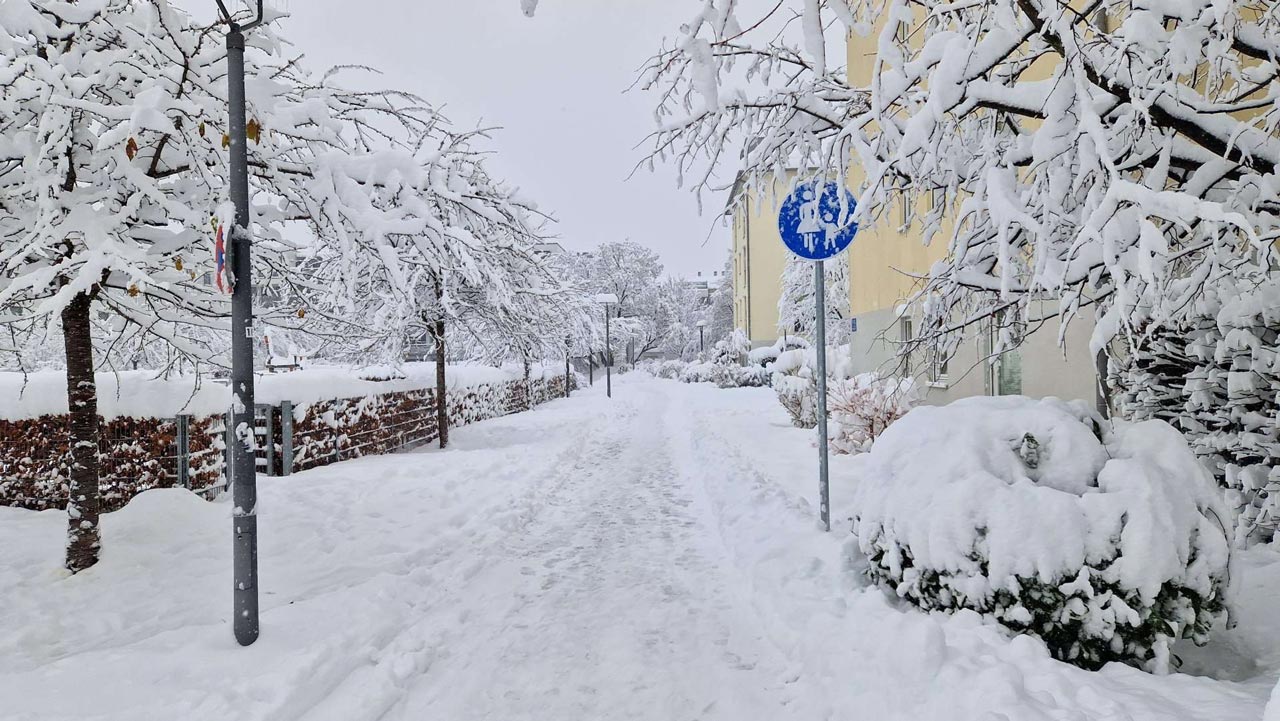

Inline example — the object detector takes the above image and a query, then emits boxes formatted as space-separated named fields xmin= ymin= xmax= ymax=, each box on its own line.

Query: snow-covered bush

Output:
xmin=711 ymin=329 xmax=750 ymax=367
xmin=678 ymin=361 xmax=715 ymax=384
xmin=827 ymin=374 xmax=917 ymax=455
xmin=773 ymin=374 xmax=818 ymax=428
xmin=648 ymin=359 xmax=688 ymax=380
xmin=1112 ymin=275 xmax=1280 ymax=545
xmin=747 ymin=335 xmax=810 ymax=368
xmin=713 ymin=364 xmax=771 ymax=389
xmin=852 ymin=397 xmax=1232 ymax=673
xmin=769 ymin=344 xmax=854 ymax=428
xmin=747 ymin=345 xmax=782 ymax=369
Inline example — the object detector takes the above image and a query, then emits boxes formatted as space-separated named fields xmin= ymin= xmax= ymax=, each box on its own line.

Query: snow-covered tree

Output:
xmin=777 ymin=255 xmax=848 ymax=343
xmin=574 ymin=240 xmax=672 ymax=361
xmin=0 ymin=0 xmax=510 ymax=570
xmin=643 ymin=0 xmax=1279 ymax=382
xmin=0 ymin=1 xmax=283 ymax=571
xmin=701 ymin=255 xmax=735 ymax=344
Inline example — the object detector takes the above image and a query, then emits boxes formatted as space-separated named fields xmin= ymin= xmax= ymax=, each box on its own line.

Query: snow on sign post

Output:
xmin=777 ymin=180 xmax=860 ymax=532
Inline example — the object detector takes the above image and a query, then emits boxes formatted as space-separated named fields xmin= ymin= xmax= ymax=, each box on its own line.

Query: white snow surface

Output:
xmin=0 ymin=363 xmax=555 ymax=420
xmin=1 ymin=378 xmax=1275 ymax=720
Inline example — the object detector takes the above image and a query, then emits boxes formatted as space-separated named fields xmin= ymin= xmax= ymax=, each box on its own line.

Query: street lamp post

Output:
xmin=697 ymin=320 xmax=707 ymax=355
xmin=216 ymin=0 xmax=265 ymax=648
xmin=595 ymin=294 xmax=618 ymax=398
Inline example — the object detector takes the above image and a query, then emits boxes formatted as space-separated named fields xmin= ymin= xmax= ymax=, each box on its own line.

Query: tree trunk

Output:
xmin=1095 ymin=347 xmax=1113 ymax=419
xmin=435 ymin=318 xmax=448 ymax=449
xmin=61 ymin=291 xmax=101 ymax=573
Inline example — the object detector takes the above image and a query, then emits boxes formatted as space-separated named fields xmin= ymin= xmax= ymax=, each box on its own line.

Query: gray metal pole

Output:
xmin=605 ymin=309 xmax=612 ymax=398
xmin=176 ymin=415 xmax=191 ymax=490
xmin=814 ymin=261 xmax=831 ymax=532
xmin=699 ymin=327 xmax=704 ymax=354
xmin=281 ymin=400 xmax=293 ymax=476
xmin=226 ymin=22 xmax=259 ymax=647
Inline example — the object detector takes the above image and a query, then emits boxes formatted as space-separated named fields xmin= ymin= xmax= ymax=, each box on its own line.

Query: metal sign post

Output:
xmin=217 ymin=0 xmax=266 ymax=647
xmin=777 ymin=180 xmax=860 ymax=533
xmin=814 ymin=261 xmax=831 ymax=531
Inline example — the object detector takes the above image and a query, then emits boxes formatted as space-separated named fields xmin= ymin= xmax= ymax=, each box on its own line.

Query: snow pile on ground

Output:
xmin=852 ymin=396 xmax=1233 ymax=672
xmin=0 ymin=362 xmax=558 ymax=420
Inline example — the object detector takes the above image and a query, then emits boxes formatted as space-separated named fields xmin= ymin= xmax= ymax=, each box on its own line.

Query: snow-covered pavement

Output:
xmin=3 ymin=376 xmax=1276 ymax=720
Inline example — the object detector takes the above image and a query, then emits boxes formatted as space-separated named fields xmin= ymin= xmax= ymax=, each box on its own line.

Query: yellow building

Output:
xmin=728 ymin=175 xmax=793 ymax=347
xmin=727 ymin=23 xmax=1100 ymax=407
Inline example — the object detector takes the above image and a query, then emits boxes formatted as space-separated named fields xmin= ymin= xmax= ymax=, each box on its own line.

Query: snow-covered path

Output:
xmin=3 ymin=376 xmax=1276 ymax=720
xmin=383 ymin=384 xmax=804 ymax=720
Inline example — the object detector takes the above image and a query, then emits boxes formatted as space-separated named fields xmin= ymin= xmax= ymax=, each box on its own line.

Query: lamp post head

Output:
xmin=594 ymin=293 xmax=619 ymax=305
xmin=696 ymin=320 xmax=707 ymax=328
xmin=216 ymin=0 xmax=266 ymax=31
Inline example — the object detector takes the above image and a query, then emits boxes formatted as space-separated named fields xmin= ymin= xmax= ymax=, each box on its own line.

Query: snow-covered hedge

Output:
xmin=642 ymin=331 xmax=769 ymax=389
xmin=1111 ymin=276 xmax=1280 ymax=544
xmin=827 ymin=373 xmax=918 ymax=455
xmin=852 ymin=397 xmax=1233 ymax=673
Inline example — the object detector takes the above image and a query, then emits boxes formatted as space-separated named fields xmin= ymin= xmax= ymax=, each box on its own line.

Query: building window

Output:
xmin=929 ymin=352 xmax=949 ymax=385
xmin=998 ymin=349 xmax=1024 ymax=396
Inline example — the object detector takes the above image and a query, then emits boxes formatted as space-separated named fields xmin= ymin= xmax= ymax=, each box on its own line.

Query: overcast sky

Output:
xmin=218 ymin=0 xmax=733 ymax=279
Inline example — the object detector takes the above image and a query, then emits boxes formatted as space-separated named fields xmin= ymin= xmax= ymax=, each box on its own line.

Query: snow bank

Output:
xmin=852 ymin=396 xmax=1233 ymax=671
xmin=0 ymin=363 xmax=558 ymax=420
xmin=0 ymin=371 xmax=226 ymax=420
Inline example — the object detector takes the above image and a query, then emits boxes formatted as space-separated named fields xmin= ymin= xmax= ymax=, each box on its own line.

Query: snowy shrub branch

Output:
xmin=643 ymin=0 xmax=1280 ymax=366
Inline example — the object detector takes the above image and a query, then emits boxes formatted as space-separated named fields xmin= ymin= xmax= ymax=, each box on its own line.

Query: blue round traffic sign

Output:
xmin=777 ymin=181 xmax=859 ymax=260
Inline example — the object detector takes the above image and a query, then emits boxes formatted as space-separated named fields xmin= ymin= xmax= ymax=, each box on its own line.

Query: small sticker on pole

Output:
xmin=214 ymin=221 xmax=232 ymax=294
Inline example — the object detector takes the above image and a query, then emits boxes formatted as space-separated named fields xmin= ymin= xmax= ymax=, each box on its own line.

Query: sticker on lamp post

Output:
xmin=777 ymin=179 xmax=861 ymax=534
